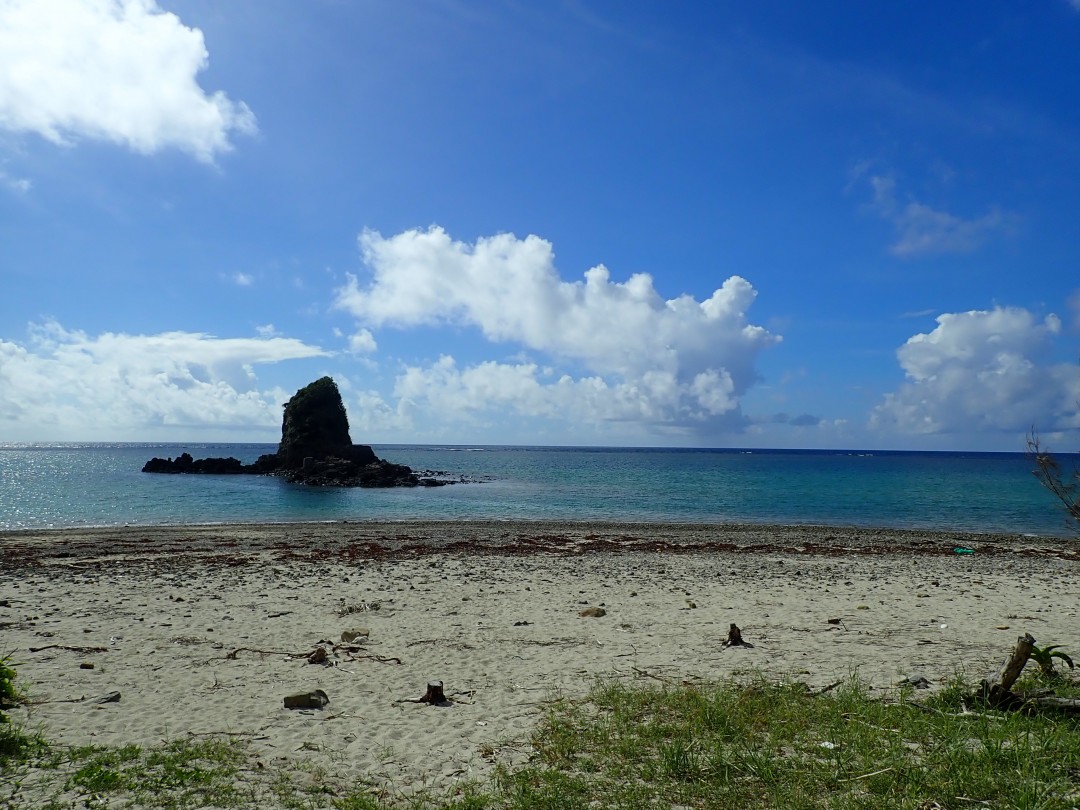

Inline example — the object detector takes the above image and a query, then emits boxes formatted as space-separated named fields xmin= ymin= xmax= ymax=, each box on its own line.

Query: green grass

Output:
xmin=496 ymin=674 xmax=1080 ymax=809
xmin=2 ymin=673 xmax=1079 ymax=808
xmin=60 ymin=738 xmax=247 ymax=807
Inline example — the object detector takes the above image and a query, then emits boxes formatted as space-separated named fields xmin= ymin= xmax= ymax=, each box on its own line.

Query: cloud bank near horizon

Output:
xmin=0 ymin=321 xmax=325 ymax=440
xmin=0 ymin=0 xmax=255 ymax=162
xmin=0 ymin=228 xmax=1077 ymax=447
xmin=872 ymin=306 xmax=1080 ymax=436
xmin=335 ymin=227 xmax=781 ymax=437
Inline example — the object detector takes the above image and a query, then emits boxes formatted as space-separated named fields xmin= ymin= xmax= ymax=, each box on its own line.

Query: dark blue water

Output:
xmin=0 ymin=443 xmax=1074 ymax=536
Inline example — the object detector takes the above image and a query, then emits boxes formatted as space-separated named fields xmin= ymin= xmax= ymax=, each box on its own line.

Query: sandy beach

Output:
xmin=2 ymin=520 xmax=1078 ymax=800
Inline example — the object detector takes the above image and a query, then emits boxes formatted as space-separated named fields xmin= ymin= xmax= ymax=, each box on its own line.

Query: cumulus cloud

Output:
xmin=871 ymin=306 xmax=1080 ymax=435
xmin=335 ymin=227 xmax=780 ymax=435
xmin=347 ymin=328 xmax=377 ymax=355
xmin=0 ymin=320 xmax=327 ymax=440
xmin=0 ymin=0 xmax=255 ymax=162
xmin=0 ymin=167 xmax=30 ymax=193
xmin=866 ymin=175 xmax=1012 ymax=257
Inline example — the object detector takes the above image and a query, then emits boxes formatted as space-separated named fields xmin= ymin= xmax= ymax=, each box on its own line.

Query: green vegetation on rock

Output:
xmin=277 ymin=376 xmax=354 ymax=467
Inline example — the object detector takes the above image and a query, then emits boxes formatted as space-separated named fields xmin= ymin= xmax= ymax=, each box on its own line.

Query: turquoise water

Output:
xmin=0 ymin=443 xmax=1075 ymax=536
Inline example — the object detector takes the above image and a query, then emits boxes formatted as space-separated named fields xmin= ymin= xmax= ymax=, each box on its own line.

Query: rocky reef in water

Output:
xmin=142 ymin=377 xmax=449 ymax=487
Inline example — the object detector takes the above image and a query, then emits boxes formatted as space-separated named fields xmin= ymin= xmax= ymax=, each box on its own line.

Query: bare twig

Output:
xmin=840 ymin=767 xmax=894 ymax=782
xmin=812 ymin=679 xmax=844 ymax=696
xmin=631 ymin=666 xmax=675 ymax=684
xmin=224 ymin=647 xmax=312 ymax=660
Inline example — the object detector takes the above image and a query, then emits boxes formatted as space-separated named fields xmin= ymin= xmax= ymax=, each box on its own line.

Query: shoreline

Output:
xmin=5 ymin=514 xmax=1074 ymax=539
xmin=2 ymin=520 xmax=1078 ymax=800
xmin=3 ymin=518 xmax=1077 ymax=562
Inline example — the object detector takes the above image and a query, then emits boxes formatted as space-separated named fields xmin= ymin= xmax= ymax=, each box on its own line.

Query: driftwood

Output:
xmin=223 ymin=645 xmax=402 ymax=666
xmin=28 ymin=644 xmax=109 ymax=654
xmin=978 ymin=633 xmax=1080 ymax=714
xmin=331 ymin=645 xmax=402 ymax=665
xmin=225 ymin=646 xmax=313 ymax=660
xmin=980 ymin=632 xmax=1035 ymax=708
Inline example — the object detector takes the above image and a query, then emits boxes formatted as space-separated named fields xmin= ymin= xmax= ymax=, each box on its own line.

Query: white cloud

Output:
xmin=0 ymin=0 xmax=255 ymax=162
xmin=347 ymin=328 xmax=377 ymax=355
xmin=231 ymin=272 xmax=254 ymax=287
xmin=871 ymin=307 xmax=1080 ymax=435
xmin=866 ymin=174 xmax=1012 ymax=257
xmin=0 ymin=167 xmax=30 ymax=193
xmin=335 ymin=227 xmax=780 ymax=435
xmin=0 ymin=320 xmax=328 ymax=440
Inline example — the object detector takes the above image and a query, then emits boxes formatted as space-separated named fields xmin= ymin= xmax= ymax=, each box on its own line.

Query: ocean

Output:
xmin=0 ymin=443 xmax=1075 ymax=536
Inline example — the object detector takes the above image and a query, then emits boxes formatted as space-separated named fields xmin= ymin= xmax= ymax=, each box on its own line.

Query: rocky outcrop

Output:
xmin=141 ymin=453 xmax=246 ymax=475
xmin=271 ymin=376 xmax=373 ymax=469
xmin=143 ymin=377 xmax=449 ymax=488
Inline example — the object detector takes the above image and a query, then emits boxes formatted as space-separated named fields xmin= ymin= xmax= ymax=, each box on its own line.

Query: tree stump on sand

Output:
xmin=419 ymin=680 xmax=449 ymax=706
xmin=722 ymin=623 xmax=753 ymax=648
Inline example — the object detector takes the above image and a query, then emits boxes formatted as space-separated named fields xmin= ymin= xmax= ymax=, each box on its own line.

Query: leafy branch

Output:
xmin=1026 ymin=430 xmax=1080 ymax=535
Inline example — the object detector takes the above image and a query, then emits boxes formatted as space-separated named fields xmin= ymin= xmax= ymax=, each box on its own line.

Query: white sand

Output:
xmin=2 ymin=521 xmax=1078 ymax=799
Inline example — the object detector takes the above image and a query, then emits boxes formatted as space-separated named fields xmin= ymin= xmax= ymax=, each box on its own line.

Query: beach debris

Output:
xmin=512 ymin=620 xmax=531 ymax=626
xmin=339 ymin=599 xmax=380 ymax=616
xmin=721 ymin=623 xmax=753 ymax=648
xmin=79 ymin=662 xmax=94 ymax=670
xmin=419 ymin=680 xmax=449 ymax=705
xmin=810 ymin=679 xmax=844 ymax=696
xmin=93 ymin=691 xmax=121 ymax=704
xmin=335 ymin=647 xmax=402 ymax=665
xmin=579 ymin=607 xmax=606 ymax=618
xmin=631 ymin=666 xmax=677 ymax=685
xmin=340 ymin=628 xmax=370 ymax=643
xmin=28 ymin=644 xmax=108 ymax=654
xmin=980 ymin=632 xmax=1036 ymax=709
xmin=899 ymin=675 xmax=931 ymax=689
xmin=976 ymin=633 xmax=1080 ymax=714
xmin=953 ymin=547 xmax=975 ymax=554
xmin=398 ymin=680 xmax=452 ymax=707
xmin=283 ymin=689 xmax=329 ymax=710
xmin=307 ymin=646 xmax=328 ymax=665
xmin=226 ymin=646 xmax=327 ymax=661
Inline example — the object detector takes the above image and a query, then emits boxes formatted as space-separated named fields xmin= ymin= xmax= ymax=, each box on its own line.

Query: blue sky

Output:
xmin=1 ymin=0 xmax=1078 ymax=451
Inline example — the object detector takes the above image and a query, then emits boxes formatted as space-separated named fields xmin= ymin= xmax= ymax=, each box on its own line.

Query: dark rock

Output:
xmin=273 ymin=377 xmax=376 ymax=470
xmin=141 ymin=453 xmax=246 ymax=474
xmin=143 ymin=376 xmax=457 ymax=488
